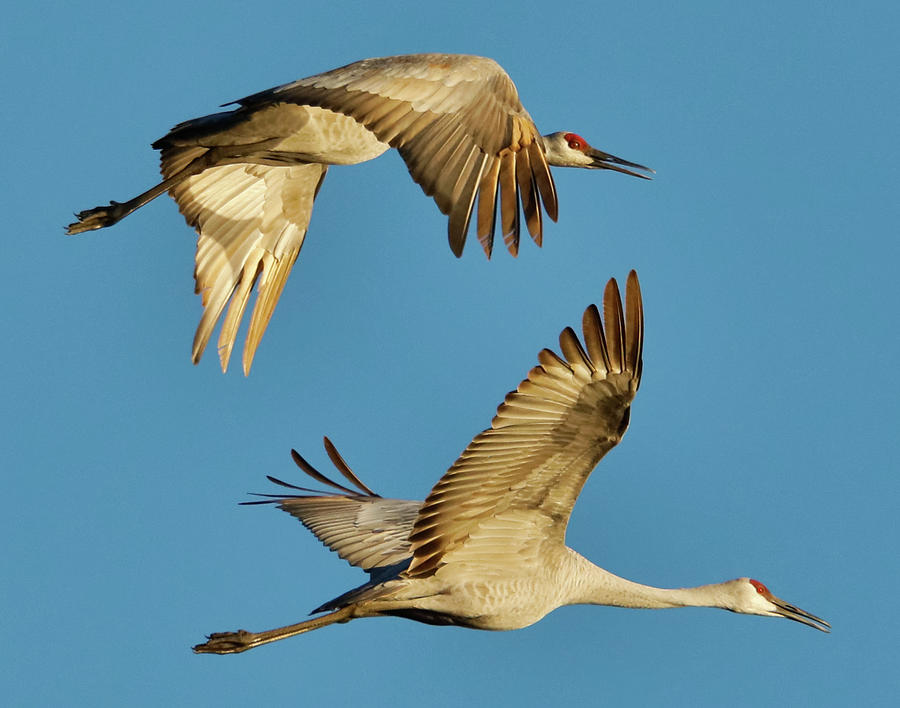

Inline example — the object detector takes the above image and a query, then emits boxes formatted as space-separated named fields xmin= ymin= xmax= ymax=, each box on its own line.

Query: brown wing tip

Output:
xmin=288 ymin=446 xmax=358 ymax=495
xmin=624 ymin=269 xmax=644 ymax=384
xmin=604 ymin=270 xmax=643 ymax=378
xmin=578 ymin=271 xmax=643 ymax=378
xmin=626 ymin=269 xmax=639 ymax=292
xmin=323 ymin=436 xmax=380 ymax=497
xmin=503 ymin=228 xmax=520 ymax=257
xmin=448 ymin=229 xmax=465 ymax=258
xmin=545 ymin=201 xmax=559 ymax=222
xmin=558 ymin=325 xmax=592 ymax=373
xmin=240 ymin=350 xmax=254 ymax=376
xmin=603 ymin=275 xmax=622 ymax=308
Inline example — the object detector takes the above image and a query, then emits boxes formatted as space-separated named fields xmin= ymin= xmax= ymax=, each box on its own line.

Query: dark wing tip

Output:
xmin=624 ymin=270 xmax=644 ymax=384
xmin=447 ymin=227 xmax=466 ymax=257
xmin=323 ymin=436 xmax=380 ymax=497
xmin=290 ymin=447 xmax=359 ymax=495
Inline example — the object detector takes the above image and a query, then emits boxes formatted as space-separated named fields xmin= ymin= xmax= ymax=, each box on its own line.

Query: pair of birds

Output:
xmin=69 ymin=53 xmax=828 ymax=654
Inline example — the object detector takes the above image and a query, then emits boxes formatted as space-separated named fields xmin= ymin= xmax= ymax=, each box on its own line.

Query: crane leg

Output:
xmin=65 ymin=141 xmax=279 ymax=235
xmin=192 ymin=605 xmax=356 ymax=654
xmin=65 ymin=180 xmax=178 ymax=234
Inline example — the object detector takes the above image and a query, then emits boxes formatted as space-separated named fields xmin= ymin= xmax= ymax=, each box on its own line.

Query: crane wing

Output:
xmin=233 ymin=53 xmax=558 ymax=258
xmin=405 ymin=271 xmax=643 ymax=578
xmin=246 ymin=438 xmax=421 ymax=574
xmin=159 ymin=142 xmax=327 ymax=375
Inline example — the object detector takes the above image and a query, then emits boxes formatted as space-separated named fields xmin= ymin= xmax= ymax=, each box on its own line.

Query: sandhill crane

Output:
xmin=193 ymin=271 xmax=828 ymax=655
xmin=66 ymin=53 xmax=652 ymax=375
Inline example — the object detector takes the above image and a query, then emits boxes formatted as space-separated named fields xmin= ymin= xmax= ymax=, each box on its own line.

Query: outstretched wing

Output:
xmin=247 ymin=437 xmax=421 ymax=574
xmin=158 ymin=142 xmax=327 ymax=375
xmin=234 ymin=53 xmax=558 ymax=258
xmin=406 ymin=271 xmax=643 ymax=578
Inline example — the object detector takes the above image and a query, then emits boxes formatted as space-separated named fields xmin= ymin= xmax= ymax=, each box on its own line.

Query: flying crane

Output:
xmin=67 ymin=53 xmax=651 ymax=374
xmin=193 ymin=271 xmax=828 ymax=655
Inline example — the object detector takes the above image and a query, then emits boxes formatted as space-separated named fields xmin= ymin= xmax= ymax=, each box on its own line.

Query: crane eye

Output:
xmin=563 ymin=132 xmax=585 ymax=151
xmin=749 ymin=579 xmax=769 ymax=595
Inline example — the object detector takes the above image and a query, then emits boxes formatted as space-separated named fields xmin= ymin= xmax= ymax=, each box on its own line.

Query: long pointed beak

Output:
xmin=588 ymin=149 xmax=655 ymax=180
xmin=771 ymin=595 xmax=831 ymax=633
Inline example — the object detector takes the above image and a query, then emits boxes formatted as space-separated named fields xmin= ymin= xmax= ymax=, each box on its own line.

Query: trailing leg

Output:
xmin=192 ymin=605 xmax=357 ymax=655
xmin=66 ymin=142 xmax=278 ymax=235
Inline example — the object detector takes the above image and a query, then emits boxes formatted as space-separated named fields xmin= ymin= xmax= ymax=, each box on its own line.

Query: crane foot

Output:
xmin=192 ymin=630 xmax=255 ymax=655
xmin=66 ymin=201 xmax=127 ymax=234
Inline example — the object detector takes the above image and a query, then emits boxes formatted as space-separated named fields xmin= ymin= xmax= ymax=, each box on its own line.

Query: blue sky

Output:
xmin=4 ymin=1 xmax=898 ymax=705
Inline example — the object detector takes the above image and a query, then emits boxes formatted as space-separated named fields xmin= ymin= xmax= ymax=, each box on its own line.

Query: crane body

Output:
xmin=193 ymin=272 xmax=828 ymax=655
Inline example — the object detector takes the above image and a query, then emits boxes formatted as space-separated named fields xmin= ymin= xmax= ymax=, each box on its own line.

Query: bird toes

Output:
xmin=192 ymin=629 xmax=254 ymax=654
xmin=66 ymin=202 xmax=124 ymax=234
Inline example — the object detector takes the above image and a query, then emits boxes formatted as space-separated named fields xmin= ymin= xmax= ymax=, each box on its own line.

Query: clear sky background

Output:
xmin=4 ymin=2 xmax=898 ymax=706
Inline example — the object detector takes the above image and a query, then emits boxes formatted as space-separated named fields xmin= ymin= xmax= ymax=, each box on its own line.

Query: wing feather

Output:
xmin=405 ymin=271 xmax=643 ymax=578
xmin=603 ymin=277 xmax=626 ymax=371
xmin=250 ymin=439 xmax=420 ymax=572
xmin=515 ymin=142 xmax=542 ymax=245
xmin=498 ymin=150 xmax=520 ymax=255
xmin=160 ymin=144 xmax=327 ymax=374
xmin=582 ymin=304 xmax=611 ymax=372
xmin=234 ymin=54 xmax=558 ymax=257
xmin=475 ymin=156 xmax=501 ymax=257
xmin=324 ymin=436 xmax=379 ymax=497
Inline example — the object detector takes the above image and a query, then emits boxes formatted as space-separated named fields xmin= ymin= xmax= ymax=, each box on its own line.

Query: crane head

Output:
xmin=727 ymin=578 xmax=830 ymax=632
xmin=541 ymin=132 xmax=654 ymax=178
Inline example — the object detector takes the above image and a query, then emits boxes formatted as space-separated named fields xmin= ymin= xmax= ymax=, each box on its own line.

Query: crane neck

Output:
xmin=564 ymin=550 xmax=736 ymax=611
xmin=539 ymin=133 xmax=567 ymax=166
